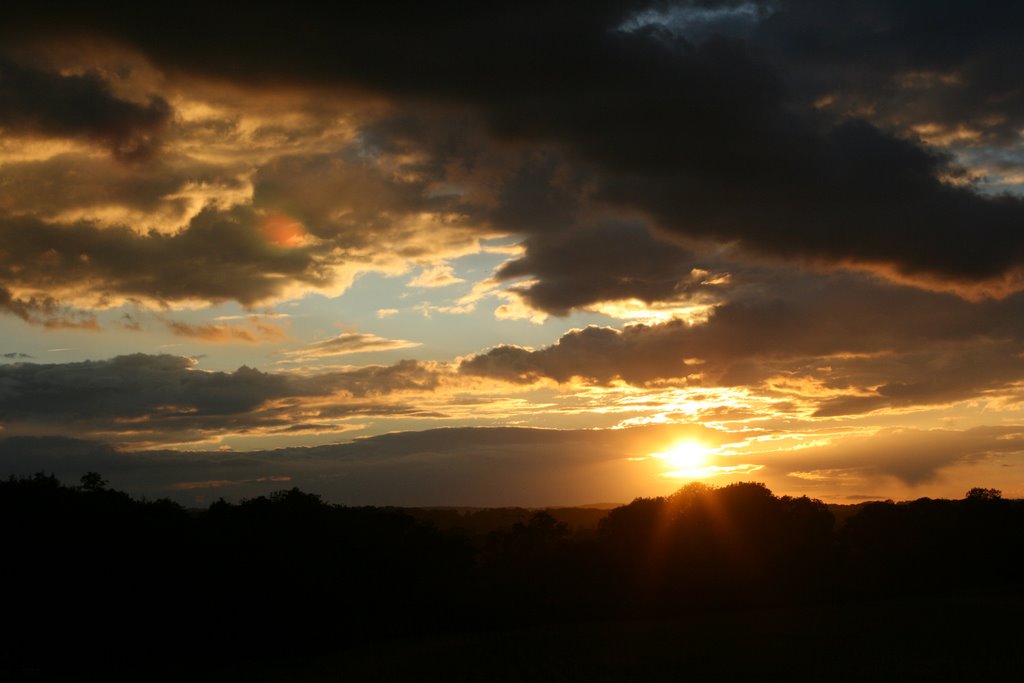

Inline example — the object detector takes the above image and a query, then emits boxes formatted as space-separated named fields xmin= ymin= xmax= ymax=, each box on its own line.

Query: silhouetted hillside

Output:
xmin=3 ymin=474 xmax=1022 ymax=680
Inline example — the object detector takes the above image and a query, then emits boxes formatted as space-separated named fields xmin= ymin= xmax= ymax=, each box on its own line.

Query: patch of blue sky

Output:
xmin=618 ymin=2 xmax=770 ymax=43
xmin=282 ymin=242 xmax=613 ymax=366
xmin=964 ymin=147 xmax=1024 ymax=197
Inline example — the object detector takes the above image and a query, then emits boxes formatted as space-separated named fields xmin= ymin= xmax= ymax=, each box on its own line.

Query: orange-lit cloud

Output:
xmin=164 ymin=317 xmax=288 ymax=343
xmin=260 ymin=212 xmax=309 ymax=247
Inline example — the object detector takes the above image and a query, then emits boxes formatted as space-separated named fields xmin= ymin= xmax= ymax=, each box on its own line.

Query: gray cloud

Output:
xmin=496 ymin=222 xmax=717 ymax=315
xmin=462 ymin=273 xmax=1024 ymax=412
xmin=0 ymin=354 xmax=291 ymax=420
xmin=0 ymin=354 xmax=443 ymax=444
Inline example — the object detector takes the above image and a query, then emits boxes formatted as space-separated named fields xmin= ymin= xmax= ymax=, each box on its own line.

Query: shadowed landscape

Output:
xmin=4 ymin=473 xmax=1021 ymax=680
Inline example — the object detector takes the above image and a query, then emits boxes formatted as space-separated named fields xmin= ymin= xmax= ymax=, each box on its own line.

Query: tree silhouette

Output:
xmin=79 ymin=471 xmax=108 ymax=491
xmin=965 ymin=487 xmax=1002 ymax=501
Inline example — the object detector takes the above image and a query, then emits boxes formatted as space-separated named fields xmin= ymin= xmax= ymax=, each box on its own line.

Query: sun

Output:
xmin=660 ymin=441 xmax=710 ymax=470
xmin=652 ymin=440 xmax=718 ymax=478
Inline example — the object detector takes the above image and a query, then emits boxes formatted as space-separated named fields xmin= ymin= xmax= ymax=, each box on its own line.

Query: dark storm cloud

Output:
xmin=496 ymin=222 xmax=715 ymax=315
xmin=0 ymin=2 xmax=647 ymax=91
xmin=5 ymin=2 xmax=1024 ymax=294
xmin=462 ymin=275 xmax=1024 ymax=411
xmin=0 ymin=56 xmax=170 ymax=160
xmin=482 ymin=149 xmax=591 ymax=235
xmin=748 ymin=0 xmax=1024 ymax=143
xmin=355 ymin=113 xmax=725 ymax=313
xmin=600 ymin=119 xmax=1024 ymax=289
xmin=0 ymin=354 xmax=443 ymax=443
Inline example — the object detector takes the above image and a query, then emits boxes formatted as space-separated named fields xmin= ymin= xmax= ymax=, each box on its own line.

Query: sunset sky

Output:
xmin=3 ymin=1 xmax=1024 ymax=506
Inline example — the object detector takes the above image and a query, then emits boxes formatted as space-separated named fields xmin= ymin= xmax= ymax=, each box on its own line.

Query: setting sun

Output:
xmin=649 ymin=440 xmax=763 ymax=480
xmin=655 ymin=441 xmax=715 ymax=478
xmin=662 ymin=441 xmax=710 ymax=468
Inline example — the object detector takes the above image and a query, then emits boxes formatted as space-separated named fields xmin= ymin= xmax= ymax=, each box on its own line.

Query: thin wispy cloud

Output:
xmin=281 ymin=332 xmax=421 ymax=361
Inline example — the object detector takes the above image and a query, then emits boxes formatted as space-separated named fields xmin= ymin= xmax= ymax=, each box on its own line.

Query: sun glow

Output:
xmin=655 ymin=440 xmax=716 ymax=478
xmin=662 ymin=441 xmax=710 ymax=468
xmin=651 ymin=440 xmax=764 ymax=480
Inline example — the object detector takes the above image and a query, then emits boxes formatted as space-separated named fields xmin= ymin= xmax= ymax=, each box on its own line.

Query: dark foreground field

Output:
xmin=4 ymin=474 xmax=1022 ymax=681
xmin=191 ymin=592 xmax=1023 ymax=682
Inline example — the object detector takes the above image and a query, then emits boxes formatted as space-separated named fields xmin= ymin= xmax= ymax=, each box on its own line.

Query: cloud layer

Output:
xmin=2 ymin=2 xmax=1024 ymax=503
xmin=2 ymin=0 xmax=1024 ymax=313
xmin=463 ymin=274 xmax=1024 ymax=415
xmin=0 ymin=354 xmax=443 ymax=445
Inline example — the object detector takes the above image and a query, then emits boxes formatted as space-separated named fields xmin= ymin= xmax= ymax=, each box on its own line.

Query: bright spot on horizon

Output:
xmin=650 ymin=441 xmax=763 ymax=480
xmin=655 ymin=440 xmax=716 ymax=478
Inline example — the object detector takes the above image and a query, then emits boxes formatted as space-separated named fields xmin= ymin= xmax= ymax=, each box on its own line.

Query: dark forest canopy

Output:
xmin=3 ymin=472 xmax=1023 ymax=679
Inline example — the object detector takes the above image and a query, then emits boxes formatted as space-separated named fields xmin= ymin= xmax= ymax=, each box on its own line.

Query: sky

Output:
xmin=2 ymin=1 xmax=1024 ymax=506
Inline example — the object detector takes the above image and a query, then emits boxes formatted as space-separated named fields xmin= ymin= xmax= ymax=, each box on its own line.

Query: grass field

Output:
xmin=185 ymin=591 xmax=1022 ymax=682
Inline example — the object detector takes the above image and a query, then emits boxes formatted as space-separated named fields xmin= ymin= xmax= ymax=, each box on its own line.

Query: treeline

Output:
xmin=2 ymin=474 xmax=1022 ymax=678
